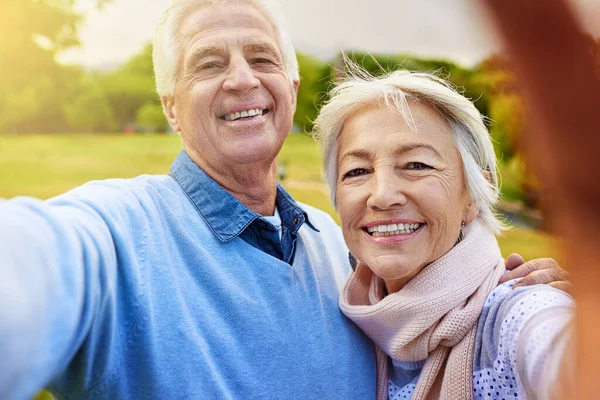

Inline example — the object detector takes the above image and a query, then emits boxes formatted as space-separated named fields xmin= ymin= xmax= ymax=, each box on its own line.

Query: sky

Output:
xmin=62 ymin=0 xmax=600 ymax=70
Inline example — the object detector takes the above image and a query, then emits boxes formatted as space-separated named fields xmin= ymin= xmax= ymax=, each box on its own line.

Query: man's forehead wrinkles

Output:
xmin=179 ymin=5 xmax=278 ymax=43
xmin=186 ymin=39 xmax=279 ymax=61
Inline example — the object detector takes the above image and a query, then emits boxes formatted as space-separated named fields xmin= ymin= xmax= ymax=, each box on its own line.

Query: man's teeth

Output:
xmin=367 ymin=223 xmax=422 ymax=237
xmin=223 ymin=108 xmax=264 ymax=121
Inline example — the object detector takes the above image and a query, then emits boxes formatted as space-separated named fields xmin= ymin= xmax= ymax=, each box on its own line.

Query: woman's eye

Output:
xmin=405 ymin=162 xmax=431 ymax=170
xmin=343 ymin=168 xmax=369 ymax=179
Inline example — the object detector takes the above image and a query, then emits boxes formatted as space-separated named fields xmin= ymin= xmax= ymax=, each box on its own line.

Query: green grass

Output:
xmin=1 ymin=133 xmax=556 ymax=262
xmin=279 ymin=133 xmax=324 ymax=182
xmin=498 ymin=226 xmax=558 ymax=262
xmin=0 ymin=134 xmax=182 ymax=198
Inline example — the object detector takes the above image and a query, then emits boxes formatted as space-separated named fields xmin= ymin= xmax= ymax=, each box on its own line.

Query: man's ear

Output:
xmin=161 ymin=95 xmax=182 ymax=133
xmin=291 ymin=80 xmax=300 ymax=110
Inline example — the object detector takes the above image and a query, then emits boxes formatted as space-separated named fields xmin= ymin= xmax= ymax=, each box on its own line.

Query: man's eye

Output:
xmin=251 ymin=58 xmax=274 ymax=65
xmin=343 ymin=168 xmax=368 ymax=179
xmin=199 ymin=62 xmax=222 ymax=70
xmin=405 ymin=162 xmax=431 ymax=170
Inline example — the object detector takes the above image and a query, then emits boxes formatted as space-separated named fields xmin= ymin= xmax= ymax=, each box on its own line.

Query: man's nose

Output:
xmin=223 ymin=56 xmax=260 ymax=92
xmin=366 ymin=169 xmax=408 ymax=211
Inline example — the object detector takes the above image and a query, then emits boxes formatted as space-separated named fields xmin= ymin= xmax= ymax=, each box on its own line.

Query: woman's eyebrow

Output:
xmin=340 ymin=143 xmax=442 ymax=164
xmin=339 ymin=150 xmax=371 ymax=164
xmin=393 ymin=143 xmax=442 ymax=158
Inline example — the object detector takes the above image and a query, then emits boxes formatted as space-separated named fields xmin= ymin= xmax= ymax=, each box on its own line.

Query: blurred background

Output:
xmin=5 ymin=0 xmax=600 ymax=252
xmin=3 ymin=0 xmax=600 ymax=299
xmin=3 ymin=1 xmax=599 ymax=398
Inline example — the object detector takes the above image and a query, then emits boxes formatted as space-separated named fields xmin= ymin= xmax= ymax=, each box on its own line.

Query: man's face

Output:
xmin=167 ymin=4 xmax=298 ymax=172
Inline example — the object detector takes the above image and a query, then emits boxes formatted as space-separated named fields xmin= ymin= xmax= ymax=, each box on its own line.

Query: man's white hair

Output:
xmin=153 ymin=0 xmax=299 ymax=97
xmin=313 ymin=62 xmax=505 ymax=234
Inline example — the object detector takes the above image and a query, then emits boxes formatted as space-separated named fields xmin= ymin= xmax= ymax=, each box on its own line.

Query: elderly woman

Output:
xmin=313 ymin=66 xmax=574 ymax=400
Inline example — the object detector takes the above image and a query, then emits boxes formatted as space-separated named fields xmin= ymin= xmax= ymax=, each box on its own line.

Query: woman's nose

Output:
xmin=223 ymin=56 xmax=261 ymax=92
xmin=366 ymin=170 xmax=408 ymax=211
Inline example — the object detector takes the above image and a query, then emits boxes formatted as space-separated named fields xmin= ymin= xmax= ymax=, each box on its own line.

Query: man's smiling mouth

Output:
xmin=220 ymin=108 xmax=270 ymax=121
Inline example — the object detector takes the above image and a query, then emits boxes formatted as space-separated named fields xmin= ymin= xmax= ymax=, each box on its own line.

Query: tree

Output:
xmin=102 ymin=44 xmax=160 ymax=130
xmin=63 ymin=76 xmax=117 ymax=133
xmin=0 ymin=0 xmax=110 ymax=133
xmin=294 ymin=53 xmax=332 ymax=133
xmin=488 ymin=93 xmax=524 ymax=160
xmin=136 ymin=102 xmax=168 ymax=133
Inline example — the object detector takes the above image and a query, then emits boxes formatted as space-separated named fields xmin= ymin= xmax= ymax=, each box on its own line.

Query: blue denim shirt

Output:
xmin=0 ymin=151 xmax=376 ymax=400
xmin=170 ymin=150 xmax=318 ymax=264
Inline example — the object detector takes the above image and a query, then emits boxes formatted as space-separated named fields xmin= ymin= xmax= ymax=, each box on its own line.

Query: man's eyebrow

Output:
xmin=186 ymin=46 xmax=223 ymax=69
xmin=243 ymin=43 xmax=280 ymax=57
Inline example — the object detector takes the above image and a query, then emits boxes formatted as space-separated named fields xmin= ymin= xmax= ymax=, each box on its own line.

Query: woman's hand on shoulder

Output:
xmin=499 ymin=253 xmax=572 ymax=295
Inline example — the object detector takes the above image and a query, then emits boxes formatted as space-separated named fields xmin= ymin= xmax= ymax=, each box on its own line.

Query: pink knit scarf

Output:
xmin=339 ymin=220 xmax=505 ymax=400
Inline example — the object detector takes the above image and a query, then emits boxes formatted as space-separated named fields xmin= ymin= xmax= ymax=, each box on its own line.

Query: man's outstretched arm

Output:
xmin=0 ymin=196 xmax=117 ymax=400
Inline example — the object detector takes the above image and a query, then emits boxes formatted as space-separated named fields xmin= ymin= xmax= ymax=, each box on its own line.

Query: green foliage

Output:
xmin=136 ymin=102 xmax=168 ymax=132
xmin=489 ymin=93 xmax=524 ymax=160
xmin=64 ymin=75 xmax=117 ymax=133
xmin=295 ymin=53 xmax=332 ymax=132
xmin=498 ymin=158 xmax=525 ymax=203
xmin=101 ymin=44 xmax=159 ymax=130
xmin=0 ymin=0 xmax=110 ymax=133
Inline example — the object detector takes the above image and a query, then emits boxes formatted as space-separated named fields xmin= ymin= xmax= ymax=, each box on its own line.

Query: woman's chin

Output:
xmin=366 ymin=256 xmax=423 ymax=283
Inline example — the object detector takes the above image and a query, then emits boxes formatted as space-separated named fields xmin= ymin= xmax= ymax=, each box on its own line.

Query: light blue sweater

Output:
xmin=0 ymin=152 xmax=376 ymax=399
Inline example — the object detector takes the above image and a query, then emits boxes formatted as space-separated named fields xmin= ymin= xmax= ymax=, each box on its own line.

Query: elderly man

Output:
xmin=0 ymin=0 xmax=568 ymax=399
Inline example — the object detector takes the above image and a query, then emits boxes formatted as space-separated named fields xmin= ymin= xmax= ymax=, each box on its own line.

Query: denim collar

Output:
xmin=170 ymin=150 xmax=317 ymax=243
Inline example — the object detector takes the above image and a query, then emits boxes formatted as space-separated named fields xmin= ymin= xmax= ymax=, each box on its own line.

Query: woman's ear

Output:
xmin=463 ymin=199 xmax=479 ymax=225
xmin=483 ymin=170 xmax=492 ymax=183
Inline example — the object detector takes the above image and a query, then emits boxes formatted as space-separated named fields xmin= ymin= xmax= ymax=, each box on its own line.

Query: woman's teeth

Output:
xmin=367 ymin=223 xmax=422 ymax=237
xmin=223 ymin=108 xmax=265 ymax=121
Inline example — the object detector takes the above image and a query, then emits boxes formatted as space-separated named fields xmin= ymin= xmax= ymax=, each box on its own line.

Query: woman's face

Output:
xmin=336 ymin=103 xmax=477 ymax=293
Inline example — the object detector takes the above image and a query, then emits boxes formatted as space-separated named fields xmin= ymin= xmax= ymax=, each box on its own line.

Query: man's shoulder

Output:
xmin=47 ymin=174 xmax=185 ymax=215
xmin=61 ymin=174 xmax=176 ymax=197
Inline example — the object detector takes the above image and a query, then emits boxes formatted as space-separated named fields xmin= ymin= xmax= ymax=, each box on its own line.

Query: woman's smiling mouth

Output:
xmin=365 ymin=222 xmax=424 ymax=237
